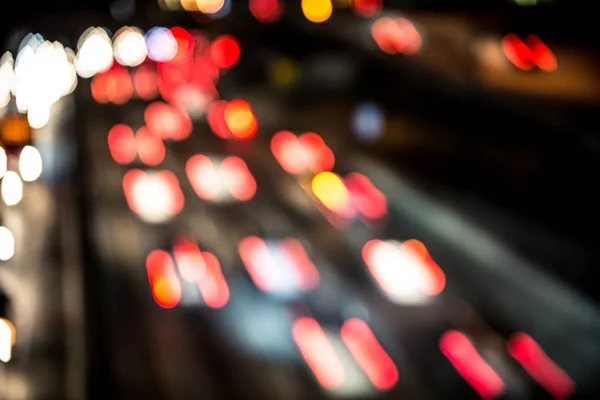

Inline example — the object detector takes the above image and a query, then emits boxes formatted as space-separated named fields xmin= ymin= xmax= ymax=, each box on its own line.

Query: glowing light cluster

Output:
xmin=76 ymin=28 xmax=114 ymax=78
xmin=12 ymin=34 xmax=77 ymax=128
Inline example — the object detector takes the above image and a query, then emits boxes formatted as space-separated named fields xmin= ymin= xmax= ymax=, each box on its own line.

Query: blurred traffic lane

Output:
xmin=21 ymin=10 xmax=592 ymax=400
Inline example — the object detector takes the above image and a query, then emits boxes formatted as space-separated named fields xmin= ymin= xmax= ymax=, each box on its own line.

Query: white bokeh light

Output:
xmin=113 ymin=27 xmax=148 ymax=67
xmin=19 ymin=145 xmax=43 ymax=182
xmin=0 ymin=147 xmax=6 ymax=179
xmin=0 ymin=227 xmax=15 ymax=262
xmin=130 ymin=172 xmax=178 ymax=223
xmin=75 ymin=27 xmax=114 ymax=78
xmin=1 ymin=171 xmax=23 ymax=206
xmin=27 ymin=105 xmax=50 ymax=129
xmin=0 ymin=52 xmax=14 ymax=108
xmin=13 ymin=36 xmax=78 ymax=117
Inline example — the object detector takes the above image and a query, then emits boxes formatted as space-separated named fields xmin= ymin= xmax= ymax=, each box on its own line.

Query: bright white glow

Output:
xmin=113 ymin=27 xmax=147 ymax=67
xmin=145 ymin=27 xmax=177 ymax=62
xmin=27 ymin=105 xmax=50 ymax=129
xmin=0 ymin=147 xmax=6 ymax=179
xmin=1 ymin=171 xmax=23 ymax=206
xmin=0 ymin=52 xmax=14 ymax=108
xmin=13 ymin=38 xmax=78 ymax=114
xmin=0 ymin=319 xmax=13 ymax=361
xmin=130 ymin=173 xmax=177 ymax=223
xmin=75 ymin=27 xmax=114 ymax=78
xmin=367 ymin=240 xmax=431 ymax=304
xmin=0 ymin=227 xmax=15 ymax=262
xmin=19 ymin=146 xmax=43 ymax=182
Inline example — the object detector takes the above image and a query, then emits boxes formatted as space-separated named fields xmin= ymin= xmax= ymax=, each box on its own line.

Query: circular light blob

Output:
xmin=113 ymin=27 xmax=147 ymax=67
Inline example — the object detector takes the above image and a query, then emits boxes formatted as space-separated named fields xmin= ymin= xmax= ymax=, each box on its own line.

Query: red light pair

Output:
xmin=502 ymin=34 xmax=558 ymax=72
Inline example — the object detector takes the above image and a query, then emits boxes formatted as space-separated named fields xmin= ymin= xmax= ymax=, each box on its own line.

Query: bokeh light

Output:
xmin=146 ymin=27 xmax=178 ymax=62
xmin=113 ymin=27 xmax=148 ymax=67
xmin=210 ymin=35 xmax=240 ymax=69
xmin=75 ymin=27 xmax=114 ymax=78
xmin=302 ymin=0 xmax=333 ymax=23
xmin=249 ymin=0 xmax=284 ymax=23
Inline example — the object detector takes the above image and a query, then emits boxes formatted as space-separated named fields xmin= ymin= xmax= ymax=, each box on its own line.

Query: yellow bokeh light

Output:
xmin=196 ymin=0 xmax=224 ymax=13
xmin=302 ymin=0 xmax=333 ymax=23
xmin=181 ymin=0 xmax=198 ymax=10
xmin=311 ymin=171 xmax=350 ymax=211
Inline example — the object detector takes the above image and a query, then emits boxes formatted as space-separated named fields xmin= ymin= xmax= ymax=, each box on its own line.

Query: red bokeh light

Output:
xmin=223 ymin=99 xmax=258 ymax=140
xmin=144 ymin=101 xmax=192 ymax=141
xmin=210 ymin=35 xmax=241 ymax=69
xmin=249 ymin=0 xmax=284 ymax=23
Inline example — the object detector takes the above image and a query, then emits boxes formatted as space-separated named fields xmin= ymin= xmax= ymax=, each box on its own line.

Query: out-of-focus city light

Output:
xmin=502 ymin=34 xmax=557 ymax=72
xmin=144 ymin=101 xmax=192 ymax=140
xmin=362 ymin=239 xmax=445 ymax=304
xmin=180 ymin=0 xmax=197 ymax=11
xmin=344 ymin=172 xmax=388 ymax=220
xmin=238 ymin=236 xmax=320 ymax=297
xmin=108 ymin=124 xmax=137 ymax=164
xmin=508 ymin=333 xmax=575 ymax=399
xmin=186 ymin=154 xmax=257 ymax=202
xmin=75 ymin=28 xmax=114 ymax=78
xmin=0 ymin=227 xmax=15 ymax=261
xmin=196 ymin=0 xmax=224 ymax=14
xmin=1 ymin=171 xmax=23 ymax=206
xmin=0 ymin=318 xmax=15 ymax=362
xmin=350 ymin=0 xmax=382 ymax=18
xmin=352 ymin=101 xmax=384 ymax=142
xmin=91 ymin=67 xmax=134 ymax=104
xmin=123 ymin=169 xmax=184 ymax=223
xmin=271 ymin=131 xmax=335 ymax=176
xmin=113 ymin=27 xmax=148 ymax=67
xmin=210 ymin=35 xmax=240 ymax=69
xmin=135 ymin=127 xmax=166 ymax=166
xmin=0 ymin=53 xmax=14 ymax=109
xmin=302 ymin=0 xmax=333 ymax=23
xmin=292 ymin=317 xmax=345 ymax=389
xmin=133 ymin=65 xmax=159 ymax=100
xmin=0 ymin=147 xmax=6 ymax=179
xmin=200 ymin=0 xmax=231 ymax=18
xmin=168 ymin=27 xmax=194 ymax=64
xmin=250 ymin=0 xmax=284 ymax=23
xmin=197 ymin=251 xmax=230 ymax=308
xmin=19 ymin=145 xmax=43 ymax=182
xmin=340 ymin=318 xmax=399 ymax=390
xmin=224 ymin=99 xmax=258 ymax=140
xmin=440 ymin=331 xmax=505 ymax=399
xmin=146 ymin=250 xmax=182 ymax=308
xmin=146 ymin=27 xmax=178 ymax=62
xmin=13 ymin=37 xmax=77 ymax=118
xmin=172 ymin=236 xmax=230 ymax=309
xmin=312 ymin=171 xmax=350 ymax=212
xmin=0 ymin=115 xmax=31 ymax=147
xmin=371 ymin=17 xmax=422 ymax=55
xmin=27 ymin=105 xmax=50 ymax=129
